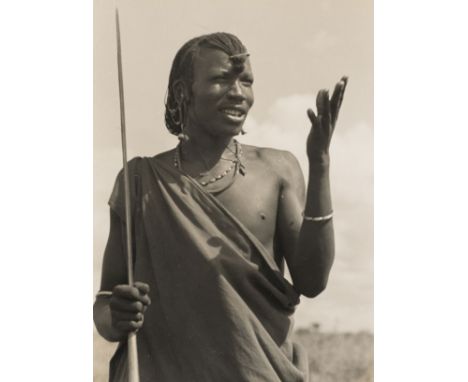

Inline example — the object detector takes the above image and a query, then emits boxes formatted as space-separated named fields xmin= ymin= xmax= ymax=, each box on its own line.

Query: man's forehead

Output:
xmin=194 ymin=47 xmax=251 ymax=73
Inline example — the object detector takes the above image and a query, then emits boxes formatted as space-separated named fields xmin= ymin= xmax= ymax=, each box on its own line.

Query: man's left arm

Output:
xmin=278 ymin=77 xmax=348 ymax=297
xmin=276 ymin=150 xmax=335 ymax=298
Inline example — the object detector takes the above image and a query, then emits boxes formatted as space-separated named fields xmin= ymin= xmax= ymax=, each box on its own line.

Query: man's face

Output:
xmin=186 ymin=48 xmax=254 ymax=138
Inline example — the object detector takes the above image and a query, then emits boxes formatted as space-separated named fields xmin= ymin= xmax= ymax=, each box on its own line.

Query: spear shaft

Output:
xmin=115 ymin=8 xmax=140 ymax=382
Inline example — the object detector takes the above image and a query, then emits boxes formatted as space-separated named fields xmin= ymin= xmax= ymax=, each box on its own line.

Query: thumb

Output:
xmin=307 ymin=108 xmax=318 ymax=126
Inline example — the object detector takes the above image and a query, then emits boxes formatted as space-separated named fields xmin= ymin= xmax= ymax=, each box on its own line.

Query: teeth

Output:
xmin=222 ymin=109 xmax=243 ymax=117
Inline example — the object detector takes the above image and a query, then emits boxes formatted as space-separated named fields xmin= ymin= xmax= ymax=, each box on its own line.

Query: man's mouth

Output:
xmin=220 ymin=108 xmax=246 ymax=122
xmin=221 ymin=108 xmax=245 ymax=117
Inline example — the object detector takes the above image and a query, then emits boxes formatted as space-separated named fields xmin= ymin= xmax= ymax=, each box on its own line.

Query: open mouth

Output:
xmin=220 ymin=108 xmax=246 ymax=122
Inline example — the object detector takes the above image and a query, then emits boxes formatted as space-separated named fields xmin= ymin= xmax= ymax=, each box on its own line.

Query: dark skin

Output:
xmin=94 ymin=47 xmax=347 ymax=342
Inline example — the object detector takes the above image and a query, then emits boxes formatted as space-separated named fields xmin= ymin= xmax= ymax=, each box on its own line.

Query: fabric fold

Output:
xmin=108 ymin=156 xmax=308 ymax=382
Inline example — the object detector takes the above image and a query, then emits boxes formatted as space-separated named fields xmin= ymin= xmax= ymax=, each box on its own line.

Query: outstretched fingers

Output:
xmin=330 ymin=76 xmax=348 ymax=127
xmin=306 ymin=78 xmax=348 ymax=157
xmin=316 ymin=89 xmax=332 ymax=138
xmin=316 ymin=89 xmax=331 ymax=118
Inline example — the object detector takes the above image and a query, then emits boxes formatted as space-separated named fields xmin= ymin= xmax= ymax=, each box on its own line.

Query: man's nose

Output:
xmin=227 ymin=80 xmax=245 ymax=99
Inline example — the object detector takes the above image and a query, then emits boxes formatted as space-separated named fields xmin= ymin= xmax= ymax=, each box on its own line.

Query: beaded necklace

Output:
xmin=173 ymin=139 xmax=245 ymax=187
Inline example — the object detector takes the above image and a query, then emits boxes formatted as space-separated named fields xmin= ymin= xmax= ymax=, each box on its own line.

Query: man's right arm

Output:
xmin=93 ymin=210 xmax=150 ymax=342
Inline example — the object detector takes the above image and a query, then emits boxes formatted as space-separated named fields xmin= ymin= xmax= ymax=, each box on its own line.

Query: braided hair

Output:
xmin=164 ymin=32 xmax=249 ymax=136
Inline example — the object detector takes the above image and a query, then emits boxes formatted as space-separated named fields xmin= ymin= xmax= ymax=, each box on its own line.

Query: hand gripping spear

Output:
xmin=115 ymin=8 xmax=140 ymax=382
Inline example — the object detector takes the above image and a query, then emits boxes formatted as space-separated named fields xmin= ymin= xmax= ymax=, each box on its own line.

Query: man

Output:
xmin=94 ymin=32 xmax=347 ymax=381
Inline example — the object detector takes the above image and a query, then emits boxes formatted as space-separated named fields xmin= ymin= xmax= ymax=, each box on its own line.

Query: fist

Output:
xmin=109 ymin=281 xmax=151 ymax=334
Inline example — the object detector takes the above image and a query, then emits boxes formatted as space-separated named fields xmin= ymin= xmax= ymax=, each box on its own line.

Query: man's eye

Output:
xmin=213 ymin=76 xmax=228 ymax=82
xmin=241 ymin=79 xmax=253 ymax=87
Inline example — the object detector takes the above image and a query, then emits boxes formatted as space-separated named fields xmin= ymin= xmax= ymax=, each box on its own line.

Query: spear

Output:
xmin=115 ymin=8 xmax=140 ymax=382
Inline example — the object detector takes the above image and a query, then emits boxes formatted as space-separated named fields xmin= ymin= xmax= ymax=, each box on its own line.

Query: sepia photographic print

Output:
xmin=94 ymin=1 xmax=373 ymax=381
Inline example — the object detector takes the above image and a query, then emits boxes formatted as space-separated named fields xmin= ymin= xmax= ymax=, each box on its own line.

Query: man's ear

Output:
xmin=172 ymin=80 xmax=189 ymax=105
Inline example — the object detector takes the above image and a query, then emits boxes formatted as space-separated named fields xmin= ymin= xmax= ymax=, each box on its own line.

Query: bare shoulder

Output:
xmin=242 ymin=144 xmax=303 ymax=182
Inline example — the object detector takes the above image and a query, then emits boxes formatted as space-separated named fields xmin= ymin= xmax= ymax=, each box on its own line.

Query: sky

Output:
xmin=94 ymin=0 xmax=373 ymax=332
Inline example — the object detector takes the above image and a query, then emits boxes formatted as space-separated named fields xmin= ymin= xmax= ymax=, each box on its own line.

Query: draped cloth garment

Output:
xmin=108 ymin=157 xmax=309 ymax=382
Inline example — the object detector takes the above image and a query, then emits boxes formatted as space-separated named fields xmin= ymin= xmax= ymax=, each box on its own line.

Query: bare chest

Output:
xmin=156 ymin=147 xmax=284 ymax=253
xmin=213 ymin=165 xmax=281 ymax=249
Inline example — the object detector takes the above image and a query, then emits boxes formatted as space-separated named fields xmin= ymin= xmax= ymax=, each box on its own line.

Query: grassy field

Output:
xmin=94 ymin=328 xmax=373 ymax=381
xmin=294 ymin=328 xmax=373 ymax=382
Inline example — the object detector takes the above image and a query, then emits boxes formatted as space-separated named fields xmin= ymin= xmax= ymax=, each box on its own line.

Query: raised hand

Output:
xmin=306 ymin=76 xmax=348 ymax=161
xmin=109 ymin=281 xmax=151 ymax=334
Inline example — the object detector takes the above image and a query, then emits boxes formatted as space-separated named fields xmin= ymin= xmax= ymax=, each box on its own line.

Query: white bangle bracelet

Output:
xmin=302 ymin=211 xmax=333 ymax=221
xmin=96 ymin=291 xmax=113 ymax=297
